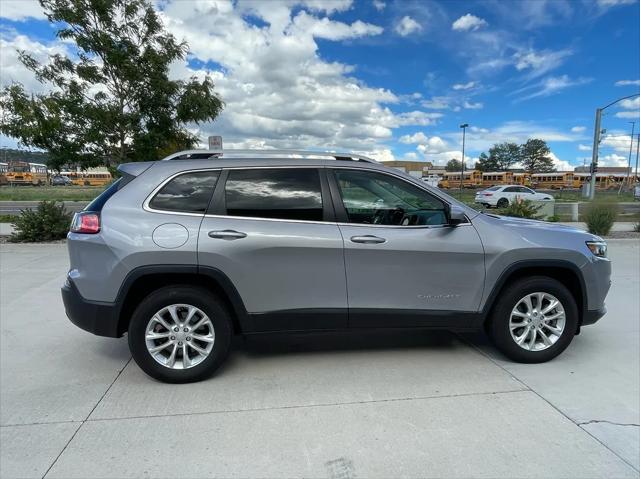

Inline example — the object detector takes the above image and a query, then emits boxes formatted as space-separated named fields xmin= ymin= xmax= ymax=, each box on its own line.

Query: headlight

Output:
xmin=586 ymin=241 xmax=607 ymax=258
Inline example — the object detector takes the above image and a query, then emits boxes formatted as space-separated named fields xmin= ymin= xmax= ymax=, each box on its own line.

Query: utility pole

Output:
xmin=459 ymin=123 xmax=468 ymax=191
xmin=620 ymin=122 xmax=635 ymax=194
xmin=589 ymin=108 xmax=602 ymax=200
xmin=635 ymin=132 xmax=639 ymax=184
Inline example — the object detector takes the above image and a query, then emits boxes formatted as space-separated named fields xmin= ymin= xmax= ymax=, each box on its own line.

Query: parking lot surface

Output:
xmin=1 ymin=241 xmax=638 ymax=478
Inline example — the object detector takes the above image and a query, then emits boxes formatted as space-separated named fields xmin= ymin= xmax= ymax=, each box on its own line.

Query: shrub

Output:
xmin=9 ymin=200 xmax=72 ymax=243
xmin=582 ymin=201 xmax=619 ymax=236
xmin=547 ymin=215 xmax=560 ymax=222
xmin=501 ymin=199 xmax=543 ymax=219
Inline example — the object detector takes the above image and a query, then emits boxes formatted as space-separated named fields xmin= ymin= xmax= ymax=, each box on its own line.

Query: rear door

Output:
xmin=198 ymin=167 xmax=347 ymax=332
xmin=328 ymin=168 xmax=485 ymax=328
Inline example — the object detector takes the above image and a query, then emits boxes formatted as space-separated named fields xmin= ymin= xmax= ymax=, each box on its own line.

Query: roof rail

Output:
xmin=161 ymin=149 xmax=379 ymax=163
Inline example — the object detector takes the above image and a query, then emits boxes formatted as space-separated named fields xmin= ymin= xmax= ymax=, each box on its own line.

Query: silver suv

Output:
xmin=62 ymin=150 xmax=611 ymax=383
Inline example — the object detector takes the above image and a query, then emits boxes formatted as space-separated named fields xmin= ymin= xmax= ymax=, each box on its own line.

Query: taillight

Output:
xmin=70 ymin=212 xmax=100 ymax=234
xmin=484 ymin=193 xmax=493 ymax=196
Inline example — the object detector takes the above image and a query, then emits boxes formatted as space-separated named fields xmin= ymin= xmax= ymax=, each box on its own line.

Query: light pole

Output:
xmin=623 ymin=122 xmax=635 ymax=191
xmin=459 ymin=123 xmax=468 ymax=191
xmin=589 ymin=93 xmax=640 ymax=199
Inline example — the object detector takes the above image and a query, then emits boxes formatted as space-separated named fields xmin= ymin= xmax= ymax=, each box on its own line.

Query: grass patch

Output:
xmin=0 ymin=185 xmax=106 ymax=201
xmin=0 ymin=214 xmax=18 ymax=223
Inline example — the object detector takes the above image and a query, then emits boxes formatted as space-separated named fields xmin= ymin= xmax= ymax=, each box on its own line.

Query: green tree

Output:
xmin=0 ymin=0 xmax=223 ymax=170
xmin=475 ymin=152 xmax=495 ymax=172
xmin=521 ymin=139 xmax=555 ymax=173
xmin=488 ymin=142 xmax=521 ymax=170
xmin=445 ymin=158 xmax=463 ymax=172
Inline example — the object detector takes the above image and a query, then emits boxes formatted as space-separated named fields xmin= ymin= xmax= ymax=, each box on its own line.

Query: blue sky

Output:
xmin=1 ymin=0 xmax=639 ymax=169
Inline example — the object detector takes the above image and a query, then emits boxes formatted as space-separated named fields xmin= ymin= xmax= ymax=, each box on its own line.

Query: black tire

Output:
xmin=128 ymin=285 xmax=232 ymax=383
xmin=497 ymin=197 xmax=509 ymax=208
xmin=487 ymin=276 xmax=578 ymax=363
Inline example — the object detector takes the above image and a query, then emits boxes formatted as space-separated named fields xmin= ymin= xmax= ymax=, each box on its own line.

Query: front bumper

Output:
xmin=61 ymin=279 xmax=121 ymax=337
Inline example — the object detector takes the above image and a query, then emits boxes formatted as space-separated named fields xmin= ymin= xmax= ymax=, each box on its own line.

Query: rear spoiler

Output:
xmin=117 ymin=161 xmax=155 ymax=178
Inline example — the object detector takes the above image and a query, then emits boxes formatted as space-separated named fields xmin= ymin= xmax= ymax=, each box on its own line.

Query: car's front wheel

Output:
xmin=488 ymin=277 xmax=578 ymax=363
xmin=128 ymin=286 xmax=232 ymax=383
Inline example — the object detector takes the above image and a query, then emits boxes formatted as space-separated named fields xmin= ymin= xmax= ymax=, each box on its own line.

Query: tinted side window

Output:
xmin=149 ymin=171 xmax=219 ymax=213
xmin=225 ymin=168 xmax=323 ymax=221
xmin=335 ymin=169 xmax=447 ymax=226
xmin=504 ymin=186 xmax=519 ymax=192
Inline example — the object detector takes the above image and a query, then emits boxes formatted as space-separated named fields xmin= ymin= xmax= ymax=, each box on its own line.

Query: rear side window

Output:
xmin=225 ymin=168 xmax=323 ymax=221
xmin=149 ymin=171 xmax=219 ymax=213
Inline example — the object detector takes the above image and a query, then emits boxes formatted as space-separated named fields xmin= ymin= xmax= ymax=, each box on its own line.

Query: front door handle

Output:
xmin=350 ymin=235 xmax=386 ymax=244
xmin=208 ymin=230 xmax=247 ymax=240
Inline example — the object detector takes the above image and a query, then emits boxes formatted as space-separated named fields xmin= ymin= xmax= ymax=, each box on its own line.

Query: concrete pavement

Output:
xmin=0 ymin=241 xmax=638 ymax=478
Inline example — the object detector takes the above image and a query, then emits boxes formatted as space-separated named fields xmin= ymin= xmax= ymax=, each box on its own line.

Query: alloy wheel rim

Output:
xmin=145 ymin=304 xmax=215 ymax=369
xmin=509 ymin=292 xmax=566 ymax=352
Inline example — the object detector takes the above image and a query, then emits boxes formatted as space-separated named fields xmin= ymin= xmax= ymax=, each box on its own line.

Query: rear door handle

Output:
xmin=208 ymin=230 xmax=247 ymax=240
xmin=350 ymin=235 xmax=386 ymax=244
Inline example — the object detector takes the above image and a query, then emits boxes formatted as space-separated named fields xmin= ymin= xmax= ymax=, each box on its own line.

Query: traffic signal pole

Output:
xmin=589 ymin=108 xmax=602 ymax=200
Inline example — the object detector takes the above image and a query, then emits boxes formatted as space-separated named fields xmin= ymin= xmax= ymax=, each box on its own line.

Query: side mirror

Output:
xmin=448 ymin=205 xmax=467 ymax=226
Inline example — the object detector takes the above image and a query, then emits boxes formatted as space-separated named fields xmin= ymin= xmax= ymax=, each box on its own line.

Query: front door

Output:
xmin=198 ymin=167 xmax=347 ymax=332
xmin=329 ymin=168 xmax=485 ymax=328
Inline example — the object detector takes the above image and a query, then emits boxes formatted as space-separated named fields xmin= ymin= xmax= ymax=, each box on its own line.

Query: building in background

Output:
xmin=383 ymin=161 xmax=434 ymax=178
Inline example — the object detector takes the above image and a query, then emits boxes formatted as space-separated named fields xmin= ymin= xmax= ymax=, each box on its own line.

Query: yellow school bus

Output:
xmin=438 ymin=170 xmax=482 ymax=188
xmin=4 ymin=161 xmax=48 ymax=186
xmin=481 ymin=171 xmax=514 ymax=187
xmin=61 ymin=170 xmax=113 ymax=186
xmin=531 ymin=172 xmax=577 ymax=189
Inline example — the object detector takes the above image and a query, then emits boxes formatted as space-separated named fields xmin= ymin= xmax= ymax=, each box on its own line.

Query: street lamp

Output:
xmin=459 ymin=123 xmax=469 ymax=191
xmin=589 ymin=93 xmax=640 ymax=199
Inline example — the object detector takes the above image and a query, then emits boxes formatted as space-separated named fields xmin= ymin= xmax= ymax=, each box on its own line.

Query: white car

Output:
xmin=475 ymin=185 xmax=554 ymax=208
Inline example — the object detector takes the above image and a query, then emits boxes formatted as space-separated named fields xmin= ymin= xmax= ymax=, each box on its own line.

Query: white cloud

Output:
xmin=395 ymin=16 xmax=423 ymax=36
xmin=452 ymin=81 xmax=475 ymax=90
xmin=513 ymin=48 xmax=573 ymax=79
xmin=399 ymin=132 xmax=429 ymax=144
xmin=441 ymin=121 xmax=581 ymax=154
xmin=0 ymin=0 xmax=45 ymax=21
xmin=578 ymin=144 xmax=592 ymax=151
xmin=452 ymin=14 xmax=488 ymax=32
xmin=369 ymin=148 xmax=397 ymax=162
xmin=549 ymin=152 xmax=573 ymax=171
xmin=421 ymin=97 xmax=450 ymax=109
xmin=601 ymin=134 xmax=637 ymax=153
xmin=599 ymin=153 xmax=629 ymax=167
xmin=597 ymin=0 xmax=636 ymax=7
xmin=463 ymin=100 xmax=483 ymax=110
xmin=0 ymin=32 xmax=70 ymax=93
xmin=571 ymin=126 xmax=586 ymax=133
xmin=289 ymin=11 xmax=383 ymax=40
xmin=616 ymin=111 xmax=640 ymax=119
xmin=512 ymin=75 xmax=592 ymax=102
xmin=148 ymin=0 xmax=441 ymax=153
xmin=619 ymin=97 xmax=640 ymax=109
xmin=615 ymin=79 xmax=640 ymax=86
xmin=372 ymin=0 xmax=385 ymax=11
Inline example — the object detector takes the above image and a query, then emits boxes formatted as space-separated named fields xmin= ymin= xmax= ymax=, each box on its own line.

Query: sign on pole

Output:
xmin=208 ymin=136 xmax=223 ymax=150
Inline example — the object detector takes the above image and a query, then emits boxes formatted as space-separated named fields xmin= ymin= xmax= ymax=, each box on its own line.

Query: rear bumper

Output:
xmin=582 ymin=306 xmax=607 ymax=326
xmin=61 ymin=279 xmax=121 ymax=337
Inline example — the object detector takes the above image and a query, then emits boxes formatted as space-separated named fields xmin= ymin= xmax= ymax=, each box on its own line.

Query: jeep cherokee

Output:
xmin=62 ymin=150 xmax=610 ymax=383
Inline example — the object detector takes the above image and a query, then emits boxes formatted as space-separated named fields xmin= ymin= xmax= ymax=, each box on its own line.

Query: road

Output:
xmin=0 ymin=241 xmax=638 ymax=478
xmin=0 ymin=201 xmax=88 ymax=215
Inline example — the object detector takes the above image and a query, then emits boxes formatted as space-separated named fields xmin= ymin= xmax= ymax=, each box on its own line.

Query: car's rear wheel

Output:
xmin=488 ymin=277 xmax=578 ymax=363
xmin=497 ymin=197 xmax=509 ymax=208
xmin=128 ymin=286 xmax=232 ymax=383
